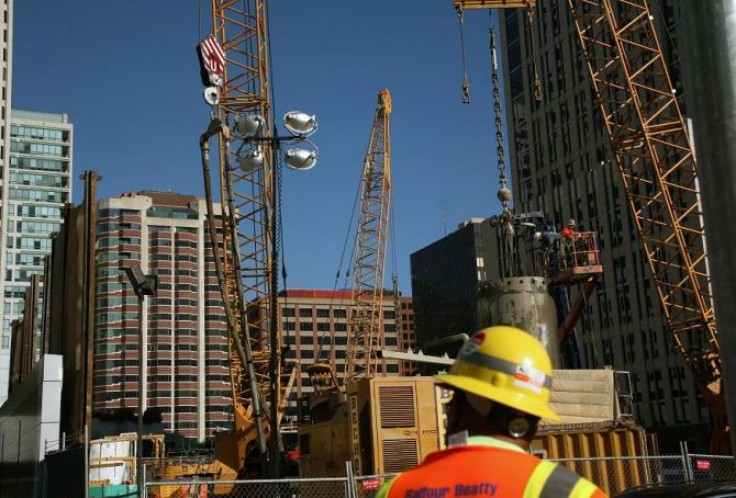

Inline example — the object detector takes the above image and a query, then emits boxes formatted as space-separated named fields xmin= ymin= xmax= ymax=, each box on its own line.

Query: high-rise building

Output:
xmin=396 ymin=295 xmax=415 ymax=376
xmin=0 ymin=1 xmax=13 ymax=373
xmin=410 ymin=218 xmax=497 ymax=350
xmin=500 ymin=1 xmax=705 ymax=448
xmin=0 ymin=110 xmax=72 ymax=402
xmin=278 ymin=289 xmax=410 ymax=425
xmin=93 ymin=192 xmax=230 ymax=441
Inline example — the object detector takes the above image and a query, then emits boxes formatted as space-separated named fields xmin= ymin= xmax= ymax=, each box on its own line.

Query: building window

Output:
xmin=316 ymin=309 xmax=330 ymax=318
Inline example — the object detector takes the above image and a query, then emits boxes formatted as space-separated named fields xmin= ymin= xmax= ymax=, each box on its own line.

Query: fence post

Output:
xmin=346 ymin=461 xmax=357 ymax=498
xmin=1 ymin=432 xmax=4 ymax=497
xmin=680 ymin=440 xmax=694 ymax=482
xmin=84 ymin=426 xmax=89 ymax=498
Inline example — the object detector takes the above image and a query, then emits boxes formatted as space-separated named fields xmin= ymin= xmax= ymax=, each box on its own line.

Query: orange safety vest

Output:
xmin=376 ymin=436 xmax=606 ymax=498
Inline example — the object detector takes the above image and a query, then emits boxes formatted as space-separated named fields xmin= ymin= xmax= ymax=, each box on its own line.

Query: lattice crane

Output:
xmin=196 ymin=0 xmax=285 ymax=477
xmin=454 ymin=0 xmax=724 ymax=452
xmin=344 ymin=89 xmax=393 ymax=385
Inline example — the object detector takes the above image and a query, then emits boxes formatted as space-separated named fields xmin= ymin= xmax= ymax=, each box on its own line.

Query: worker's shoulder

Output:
xmin=533 ymin=460 xmax=607 ymax=498
xmin=408 ymin=443 xmax=540 ymax=475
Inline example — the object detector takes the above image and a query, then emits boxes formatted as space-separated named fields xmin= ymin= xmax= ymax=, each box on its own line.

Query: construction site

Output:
xmin=2 ymin=0 xmax=736 ymax=497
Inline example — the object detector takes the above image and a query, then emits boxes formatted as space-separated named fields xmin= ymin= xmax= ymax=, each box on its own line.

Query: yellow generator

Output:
xmin=299 ymin=376 xmax=451 ymax=477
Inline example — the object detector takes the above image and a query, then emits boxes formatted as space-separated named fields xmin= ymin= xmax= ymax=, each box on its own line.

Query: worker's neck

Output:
xmin=452 ymin=428 xmax=531 ymax=451
xmin=486 ymin=432 xmax=531 ymax=451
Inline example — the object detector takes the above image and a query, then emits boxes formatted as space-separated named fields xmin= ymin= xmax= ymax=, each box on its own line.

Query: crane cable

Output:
xmin=314 ymin=163 xmax=364 ymax=364
xmin=389 ymin=198 xmax=401 ymax=354
xmin=456 ymin=6 xmax=472 ymax=104
xmin=526 ymin=7 xmax=544 ymax=102
xmin=277 ymin=148 xmax=291 ymax=354
xmin=490 ymin=16 xmax=508 ymax=208
xmin=649 ymin=2 xmax=691 ymax=102
xmin=261 ymin=0 xmax=294 ymax=365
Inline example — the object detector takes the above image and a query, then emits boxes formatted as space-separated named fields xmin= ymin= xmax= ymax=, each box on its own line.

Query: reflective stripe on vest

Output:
xmin=380 ymin=443 xmax=606 ymax=498
xmin=524 ymin=461 xmax=589 ymax=498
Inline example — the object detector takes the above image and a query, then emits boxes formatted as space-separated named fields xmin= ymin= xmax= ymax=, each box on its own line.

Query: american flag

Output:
xmin=198 ymin=35 xmax=226 ymax=85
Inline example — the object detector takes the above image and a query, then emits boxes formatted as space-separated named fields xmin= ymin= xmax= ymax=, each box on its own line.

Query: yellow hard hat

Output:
xmin=435 ymin=326 xmax=560 ymax=421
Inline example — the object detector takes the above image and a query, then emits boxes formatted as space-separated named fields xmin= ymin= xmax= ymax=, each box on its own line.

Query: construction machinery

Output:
xmin=453 ymin=0 xmax=723 ymax=452
xmin=298 ymin=376 xmax=450 ymax=478
xmin=299 ymin=367 xmax=651 ymax=495
xmin=151 ymin=1 xmax=292 ymax=490
xmin=299 ymin=89 xmax=402 ymax=477
xmin=344 ymin=89 xmax=394 ymax=385
xmin=164 ymin=11 xmax=392 ymax=492
xmin=198 ymin=4 xmax=276 ymax=478
xmin=482 ymin=19 xmax=602 ymax=368
xmin=307 ymin=89 xmax=394 ymax=395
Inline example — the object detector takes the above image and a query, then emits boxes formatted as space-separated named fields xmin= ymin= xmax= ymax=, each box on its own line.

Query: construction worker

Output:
xmin=561 ymin=218 xmax=580 ymax=241
xmin=539 ymin=220 xmax=560 ymax=274
xmin=560 ymin=219 xmax=581 ymax=268
xmin=376 ymin=326 xmax=606 ymax=498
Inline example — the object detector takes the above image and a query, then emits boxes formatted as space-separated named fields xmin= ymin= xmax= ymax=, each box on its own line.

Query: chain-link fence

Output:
xmin=144 ymin=477 xmax=350 ymax=498
xmin=688 ymin=454 xmax=736 ymax=482
xmin=135 ymin=448 xmax=736 ymax=497
xmin=550 ymin=455 xmax=689 ymax=495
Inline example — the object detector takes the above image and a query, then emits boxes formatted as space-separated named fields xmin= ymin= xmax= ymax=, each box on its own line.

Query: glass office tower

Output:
xmin=0 ymin=110 xmax=72 ymax=402
xmin=0 ymin=0 xmax=13 ymax=405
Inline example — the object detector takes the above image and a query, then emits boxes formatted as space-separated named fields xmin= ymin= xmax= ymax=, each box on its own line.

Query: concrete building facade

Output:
xmin=93 ymin=192 xmax=230 ymax=441
xmin=410 ymin=218 xmax=497 ymax=351
xmin=278 ymin=289 xmax=411 ymax=425
xmin=499 ymin=1 xmax=706 ymax=447
xmin=0 ymin=110 xmax=72 ymax=403
xmin=396 ymin=295 xmax=415 ymax=376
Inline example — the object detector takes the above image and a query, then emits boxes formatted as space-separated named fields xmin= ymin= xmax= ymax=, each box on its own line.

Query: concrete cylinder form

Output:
xmin=477 ymin=277 xmax=560 ymax=368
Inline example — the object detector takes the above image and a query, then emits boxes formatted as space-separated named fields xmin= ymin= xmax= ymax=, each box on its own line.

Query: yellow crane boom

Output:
xmin=344 ymin=90 xmax=393 ymax=385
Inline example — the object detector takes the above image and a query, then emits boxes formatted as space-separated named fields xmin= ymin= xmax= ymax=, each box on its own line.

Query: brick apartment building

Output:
xmin=93 ymin=192 xmax=230 ymax=441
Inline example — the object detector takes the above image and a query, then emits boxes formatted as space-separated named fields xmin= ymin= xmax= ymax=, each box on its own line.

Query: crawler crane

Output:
xmin=344 ymin=89 xmax=393 ymax=385
xmin=307 ymin=89 xmax=394 ymax=395
xmin=155 ymin=1 xmax=291 ymax=488
xmin=454 ymin=0 xmax=723 ymax=452
xmin=299 ymin=91 xmax=407 ymax=477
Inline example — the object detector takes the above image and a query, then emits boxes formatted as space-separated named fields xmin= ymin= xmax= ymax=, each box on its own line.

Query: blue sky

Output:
xmin=13 ymin=1 xmax=506 ymax=295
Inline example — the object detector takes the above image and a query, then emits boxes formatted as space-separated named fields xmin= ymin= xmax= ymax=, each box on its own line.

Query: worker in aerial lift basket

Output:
xmin=376 ymin=326 xmax=606 ymax=498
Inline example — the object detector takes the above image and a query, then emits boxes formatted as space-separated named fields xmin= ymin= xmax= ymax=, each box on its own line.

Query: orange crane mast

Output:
xmin=197 ymin=0 xmax=284 ymax=476
xmin=344 ymin=89 xmax=393 ymax=385
xmin=565 ymin=0 xmax=721 ymax=451
xmin=454 ymin=0 xmax=723 ymax=452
